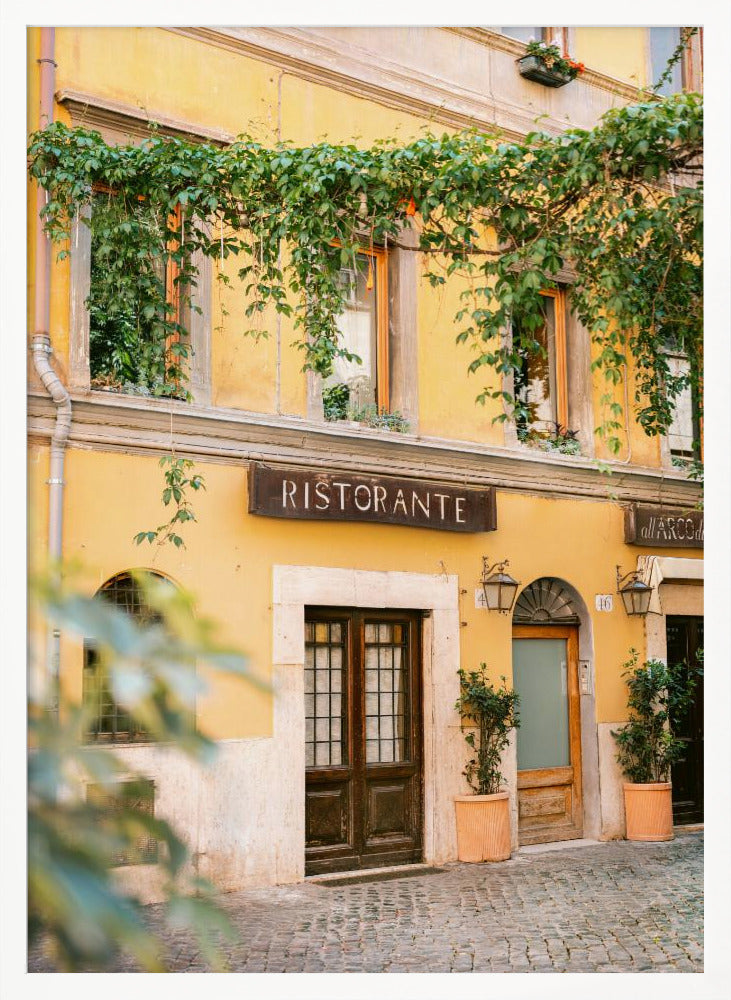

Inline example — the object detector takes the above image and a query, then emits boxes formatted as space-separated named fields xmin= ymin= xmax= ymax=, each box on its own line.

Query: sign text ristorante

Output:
xmin=248 ymin=463 xmax=497 ymax=533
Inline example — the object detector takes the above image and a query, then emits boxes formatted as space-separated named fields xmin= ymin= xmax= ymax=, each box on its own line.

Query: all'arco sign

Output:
xmin=624 ymin=504 xmax=703 ymax=549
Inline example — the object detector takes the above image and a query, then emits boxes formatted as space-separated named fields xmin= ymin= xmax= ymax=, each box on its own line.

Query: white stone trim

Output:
xmin=597 ymin=722 xmax=626 ymax=840
xmin=637 ymin=555 xmax=704 ymax=615
xmin=101 ymin=718 xmax=305 ymax=902
xmin=273 ymin=564 xmax=464 ymax=873
xmin=68 ymin=204 xmax=92 ymax=391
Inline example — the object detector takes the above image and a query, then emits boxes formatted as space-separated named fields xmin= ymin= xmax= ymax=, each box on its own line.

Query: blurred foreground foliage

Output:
xmin=29 ymin=570 xmax=266 ymax=971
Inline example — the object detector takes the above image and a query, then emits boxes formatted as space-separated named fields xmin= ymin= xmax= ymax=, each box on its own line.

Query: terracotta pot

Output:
xmin=454 ymin=791 xmax=511 ymax=862
xmin=623 ymin=782 xmax=674 ymax=842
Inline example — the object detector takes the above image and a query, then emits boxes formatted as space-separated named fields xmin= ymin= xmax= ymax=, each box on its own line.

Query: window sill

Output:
xmin=510 ymin=429 xmax=584 ymax=459
xmin=83 ymin=733 xmax=153 ymax=747
xmin=29 ymin=388 xmax=703 ymax=508
xmin=324 ymin=416 xmax=411 ymax=435
xmin=517 ymin=439 xmax=584 ymax=459
xmin=90 ymin=383 xmax=190 ymax=403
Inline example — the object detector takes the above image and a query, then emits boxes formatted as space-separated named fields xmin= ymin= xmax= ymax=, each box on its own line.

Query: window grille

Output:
xmin=83 ymin=571 xmax=167 ymax=744
xmin=305 ymin=619 xmax=347 ymax=767
xmin=364 ymin=621 xmax=408 ymax=764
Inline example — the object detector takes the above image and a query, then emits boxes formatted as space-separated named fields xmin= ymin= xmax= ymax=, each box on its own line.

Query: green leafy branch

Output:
xmin=30 ymin=570 xmax=267 ymax=970
xmin=651 ymin=27 xmax=698 ymax=95
xmin=28 ymin=90 xmax=702 ymax=462
xmin=134 ymin=456 xmax=205 ymax=550
xmin=611 ymin=647 xmax=701 ymax=783
xmin=456 ymin=666 xmax=520 ymax=796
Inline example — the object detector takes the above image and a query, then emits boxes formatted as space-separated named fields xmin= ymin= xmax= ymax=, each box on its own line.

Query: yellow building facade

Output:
xmin=28 ymin=26 xmax=703 ymax=898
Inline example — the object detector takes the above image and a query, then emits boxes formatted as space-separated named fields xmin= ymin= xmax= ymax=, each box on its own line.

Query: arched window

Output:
xmin=83 ymin=570 xmax=170 ymax=744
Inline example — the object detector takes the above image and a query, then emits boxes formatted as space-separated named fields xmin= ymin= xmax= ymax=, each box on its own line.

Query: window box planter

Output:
xmin=518 ymin=54 xmax=572 ymax=88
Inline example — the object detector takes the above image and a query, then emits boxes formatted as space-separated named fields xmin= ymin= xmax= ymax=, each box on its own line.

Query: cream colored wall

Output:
xmin=574 ymin=28 xmax=648 ymax=88
xmin=33 ymin=25 xmax=678 ymax=465
xmin=32 ymin=444 xmax=702 ymax=741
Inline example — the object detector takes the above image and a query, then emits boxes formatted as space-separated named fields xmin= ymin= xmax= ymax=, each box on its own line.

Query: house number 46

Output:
xmin=595 ymin=594 xmax=613 ymax=612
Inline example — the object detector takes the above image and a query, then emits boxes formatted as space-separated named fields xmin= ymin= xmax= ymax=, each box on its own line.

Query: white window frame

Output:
xmin=660 ymin=348 xmax=701 ymax=468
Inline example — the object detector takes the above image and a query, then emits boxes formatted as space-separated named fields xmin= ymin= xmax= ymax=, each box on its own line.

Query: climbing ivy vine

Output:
xmin=133 ymin=456 xmax=205 ymax=550
xmin=28 ymin=87 xmax=702 ymax=457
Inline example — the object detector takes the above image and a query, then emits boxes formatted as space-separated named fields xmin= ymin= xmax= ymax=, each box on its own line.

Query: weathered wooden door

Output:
xmin=668 ymin=615 xmax=704 ymax=825
xmin=512 ymin=625 xmax=583 ymax=845
xmin=304 ymin=608 xmax=423 ymax=875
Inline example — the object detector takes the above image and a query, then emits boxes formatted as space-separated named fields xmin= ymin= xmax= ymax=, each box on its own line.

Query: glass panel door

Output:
xmin=364 ymin=621 xmax=408 ymax=764
xmin=305 ymin=608 xmax=423 ymax=875
xmin=305 ymin=620 xmax=346 ymax=767
xmin=512 ymin=637 xmax=569 ymax=770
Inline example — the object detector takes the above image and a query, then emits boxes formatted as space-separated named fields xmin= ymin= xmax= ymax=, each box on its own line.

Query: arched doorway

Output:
xmin=512 ymin=578 xmax=583 ymax=845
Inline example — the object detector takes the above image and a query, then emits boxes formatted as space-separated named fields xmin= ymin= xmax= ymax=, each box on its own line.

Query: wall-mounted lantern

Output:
xmin=616 ymin=565 xmax=653 ymax=616
xmin=481 ymin=557 xmax=520 ymax=614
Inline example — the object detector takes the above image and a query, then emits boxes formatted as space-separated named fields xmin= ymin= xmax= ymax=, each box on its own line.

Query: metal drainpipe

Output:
xmin=32 ymin=26 xmax=70 ymax=716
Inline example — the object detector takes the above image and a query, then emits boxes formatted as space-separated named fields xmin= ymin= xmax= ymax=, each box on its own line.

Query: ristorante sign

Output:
xmin=624 ymin=504 xmax=703 ymax=548
xmin=248 ymin=463 xmax=497 ymax=533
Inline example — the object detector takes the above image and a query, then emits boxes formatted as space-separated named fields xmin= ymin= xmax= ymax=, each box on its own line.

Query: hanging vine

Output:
xmin=133 ymin=456 xmax=206 ymax=550
xmin=28 ymin=88 xmax=702 ymax=458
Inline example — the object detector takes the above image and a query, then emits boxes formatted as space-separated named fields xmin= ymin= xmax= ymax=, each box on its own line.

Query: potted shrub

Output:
xmin=454 ymin=666 xmax=520 ymax=862
xmin=612 ymin=650 xmax=699 ymax=841
xmin=518 ymin=41 xmax=585 ymax=88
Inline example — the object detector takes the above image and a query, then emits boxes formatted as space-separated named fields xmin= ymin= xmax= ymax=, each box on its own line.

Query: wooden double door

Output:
xmin=304 ymin=608 xmax=423 ymax=876
xmin=512 ymin=625 xmax=583 ymax=845
xmin=667 ymin=615 xmax=703 ymax=825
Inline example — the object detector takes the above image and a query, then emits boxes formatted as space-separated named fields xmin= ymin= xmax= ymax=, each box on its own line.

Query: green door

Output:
xmin=512 ymin=626 xmax=583 ymax=845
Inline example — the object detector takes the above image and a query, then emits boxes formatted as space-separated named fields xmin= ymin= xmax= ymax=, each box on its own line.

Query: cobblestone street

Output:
xmin=30 ymin=831 xmax=703 ymax=973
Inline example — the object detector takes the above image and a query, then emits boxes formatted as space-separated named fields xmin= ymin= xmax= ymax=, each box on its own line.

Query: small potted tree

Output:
xmin=454 ymin=666 xmax=520 ymax=862
xmin=612 ymin=650 xmax=699 ymax=841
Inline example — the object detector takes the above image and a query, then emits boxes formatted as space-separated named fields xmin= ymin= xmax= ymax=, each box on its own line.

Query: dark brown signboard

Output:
xmin=624 ymin=504 xmax=703 ymax=548
xmin=248 ymin=462 xmax=497 ymax=533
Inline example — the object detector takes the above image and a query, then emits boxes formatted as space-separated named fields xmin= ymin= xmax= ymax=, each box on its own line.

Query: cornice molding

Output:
xmin=165 ymin=26 xmax=640 ymax=142
xmin=167 ymin=25 xmax=518 ymax=136
xmin=446 ymin=27 xmax=646 ymax=103
xmin=28 ymin=390 xmax=701 ymax=509
xmin=56 ymin=89 xmax=234 ymax=144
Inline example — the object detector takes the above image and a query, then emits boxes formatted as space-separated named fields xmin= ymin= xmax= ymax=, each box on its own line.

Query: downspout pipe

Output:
xmin=32 ymin=27 xmax=69 ymax=716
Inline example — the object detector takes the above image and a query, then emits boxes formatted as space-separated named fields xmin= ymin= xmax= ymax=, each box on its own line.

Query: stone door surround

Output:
xmin=272 ymin=565 xmax=464 ymax=879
